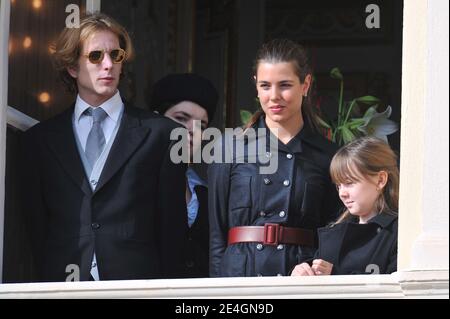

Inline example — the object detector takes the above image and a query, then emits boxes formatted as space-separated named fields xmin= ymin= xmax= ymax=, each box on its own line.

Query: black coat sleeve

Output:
xmin=156 ymin=137 xmax=188 ymax=278
xmin=385 ymin=237 xmax=398 ymax=274
xmin=321 ymin=179 xmax=343 ymax=226
xmin=207 ymin=160 xmax=232 ymax=277
xmin=21 ymin=126 xmax=47 ymax=280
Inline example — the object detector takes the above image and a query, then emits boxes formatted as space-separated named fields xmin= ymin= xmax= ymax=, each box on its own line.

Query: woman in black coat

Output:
xmin=208 ymin=39 xmax=342 ymax=277
xmin=291 ymin=137 xmax=399 ymax=276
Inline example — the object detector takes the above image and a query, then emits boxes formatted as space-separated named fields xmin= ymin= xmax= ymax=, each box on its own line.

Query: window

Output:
xmin=0 ymin=0 xmax=448 ymax=296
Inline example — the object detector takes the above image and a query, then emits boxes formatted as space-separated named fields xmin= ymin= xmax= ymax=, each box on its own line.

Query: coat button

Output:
xmin=277 ymin=244 xmax=284 ymax=250
xmin=279 ymin=211 xmax=286 ymax=218
xmin=286 ymin=154 xmax=293 ymax=160
xmin=90 ymin=180 xmax=98 ymax=187
xmin=260 ymin=211 xmax=266 ymax=217
xmin=283 ymin=180 xmax=290 ymax=187
xmin=256 ymin=244 xmax=264 ymax=251
xmin=91 ymin=222 xmax=100 ymax=230
xmin=264 ymin=178 xmax=271 ymax=185
xmin=377 ymin=227 xmax=382 ymax=233
xmin=257 ymin=273 xmax=263 ymax=277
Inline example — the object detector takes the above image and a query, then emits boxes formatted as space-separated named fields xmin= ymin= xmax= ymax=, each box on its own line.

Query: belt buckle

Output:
xmin=263 ymin=223 xmax=282 ymax=246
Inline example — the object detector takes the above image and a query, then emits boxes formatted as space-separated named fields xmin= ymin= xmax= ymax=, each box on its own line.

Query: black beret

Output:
xmin=150 ymin=73 xmax=219 ymax=123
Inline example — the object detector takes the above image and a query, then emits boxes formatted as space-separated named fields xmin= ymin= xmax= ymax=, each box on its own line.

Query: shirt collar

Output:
xmin=74 ymin=91 xmax=123 ymax=123
xmin=186 ymin=167 xmax=207 ymax=191
xmin=367 ymin=213 xmax=398 ymax=228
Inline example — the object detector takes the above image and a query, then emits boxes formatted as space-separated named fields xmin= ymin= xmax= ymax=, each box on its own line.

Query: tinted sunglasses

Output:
xmin=83 ymin=48 xmax=127 ymax=64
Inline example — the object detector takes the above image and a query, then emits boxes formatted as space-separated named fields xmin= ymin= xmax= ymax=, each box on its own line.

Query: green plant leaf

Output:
xmin=341 ymin=126 xmax=356 ymax=144
xmin=363 ymin=106 xmax=378 ymax=119
xmin=348 ymin=118 xmax=366 ymax=129
xmin=356 ymin=96 xmax=381 ymax=105
xmin=330 ymin=67 xmax=343 ymax=80
xmin=240 ymin=110 xmax=253 ymax=126
xmin=316 ymin=116 xmax=331 ymax=129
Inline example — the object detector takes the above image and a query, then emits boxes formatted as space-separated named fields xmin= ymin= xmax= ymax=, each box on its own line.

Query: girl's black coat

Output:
xmin=316 ymin=214 xmax=398 ymax=275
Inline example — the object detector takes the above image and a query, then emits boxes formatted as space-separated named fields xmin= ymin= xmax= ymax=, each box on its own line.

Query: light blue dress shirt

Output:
xmin=72 ymin=91 xmax=124 ymax=280
xmin=186 ymin=168 xmax=207 ymax=228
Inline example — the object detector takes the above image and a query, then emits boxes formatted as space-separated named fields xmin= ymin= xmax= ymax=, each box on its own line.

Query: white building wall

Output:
xmin=399 ymin=0 xmax=449 ymax=272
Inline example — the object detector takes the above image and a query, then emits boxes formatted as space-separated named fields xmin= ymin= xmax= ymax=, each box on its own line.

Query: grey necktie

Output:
xmin=85 ymin=107 xmax=107 ymax=168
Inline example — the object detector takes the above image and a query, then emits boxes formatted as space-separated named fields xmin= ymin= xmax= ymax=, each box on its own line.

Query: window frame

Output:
xmin=0 ymin=0 xmax=447 ymax=298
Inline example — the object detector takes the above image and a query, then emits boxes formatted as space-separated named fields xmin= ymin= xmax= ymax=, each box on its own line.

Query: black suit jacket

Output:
xmin=22 ymin=105 xmax=188 ymax=282
xmin=183 ymin=184 xmax=209 ymax=277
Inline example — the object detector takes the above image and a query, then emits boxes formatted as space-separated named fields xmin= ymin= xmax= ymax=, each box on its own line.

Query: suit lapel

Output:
xmin=95 ymin=107 xmax=151 ymax=193
xmin=44 ymin=107 xmax=92 ymax=195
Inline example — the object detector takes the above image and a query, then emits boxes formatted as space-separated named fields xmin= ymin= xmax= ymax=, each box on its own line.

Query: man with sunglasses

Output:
xmin=21 ymin=13 xmax=188 ymax=282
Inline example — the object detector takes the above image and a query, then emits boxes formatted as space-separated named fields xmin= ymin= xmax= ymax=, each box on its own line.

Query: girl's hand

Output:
xmin=311 ymin=259 xmax=333 ymax=275
xmin=291 ymin=262 xmax=315 ymax=276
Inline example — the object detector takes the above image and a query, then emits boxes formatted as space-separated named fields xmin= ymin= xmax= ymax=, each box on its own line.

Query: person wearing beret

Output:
xmin=150 ymin=73 xmax=219 ymax=278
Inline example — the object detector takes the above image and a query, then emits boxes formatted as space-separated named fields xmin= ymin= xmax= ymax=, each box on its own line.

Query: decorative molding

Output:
xmin=0 ymin=0 xmax=12 ymax=284
xmin=0 ymin=270 xmax=447 ymax=298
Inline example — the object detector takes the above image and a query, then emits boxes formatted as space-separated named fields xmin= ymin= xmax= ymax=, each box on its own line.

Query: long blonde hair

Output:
xmin=330 ymin=137 xmax=399 ymax=224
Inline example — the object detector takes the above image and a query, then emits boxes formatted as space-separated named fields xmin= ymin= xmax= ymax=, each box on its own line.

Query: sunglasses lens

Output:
xmin=111 ymin=49 xmax=125 ymax=63
xmin=88 ymin=51 xmax=103 ymax=63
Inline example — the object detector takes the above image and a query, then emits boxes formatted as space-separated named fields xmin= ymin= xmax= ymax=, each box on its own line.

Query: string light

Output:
xmin=23 ymin=36 xmax=32 ymax=49
xmin=9 ymin=39 xmax=13 ymax=55
xmin=38 ymin=92 xmax=51 ymax=104
xmin=32 ymin=0 xmax=43 ymax=10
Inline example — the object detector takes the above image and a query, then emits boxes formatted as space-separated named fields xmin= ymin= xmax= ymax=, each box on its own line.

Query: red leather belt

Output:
xmin=228 ymin=224 xmax=315 ymax=247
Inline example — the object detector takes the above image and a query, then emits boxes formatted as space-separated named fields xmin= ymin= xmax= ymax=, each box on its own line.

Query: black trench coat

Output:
xmin=208 ymin=116 xmax=342 ymax=277
xmin=315 ymin=213 xmax=398 ymax=275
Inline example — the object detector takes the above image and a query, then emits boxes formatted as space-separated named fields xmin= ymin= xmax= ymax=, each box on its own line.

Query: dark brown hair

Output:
xmin=52 ymin=13 xmax=134 ymax=93
xmin=246 ymin=38 xmax=319 ymax=130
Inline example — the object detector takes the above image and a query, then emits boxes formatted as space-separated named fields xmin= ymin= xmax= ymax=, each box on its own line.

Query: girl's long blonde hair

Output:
xmin=330 ymin=137 xmax=399 ymax=224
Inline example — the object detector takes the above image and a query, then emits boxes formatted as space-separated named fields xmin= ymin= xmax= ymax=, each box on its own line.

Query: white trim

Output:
xmin=398 ymin=0 xmax=427 ymax=272
xmin=0 ymin=270 xmax=447 ymax=298
xmin=86 ymin=0 xmax=101 ymax=13
xmin=398 ymin=0 xmax=449 ymax=271
xmin=0 ymin=0 xmax=11 ymax=284
xmin=6 ymin=107 xmax=39 ymax=131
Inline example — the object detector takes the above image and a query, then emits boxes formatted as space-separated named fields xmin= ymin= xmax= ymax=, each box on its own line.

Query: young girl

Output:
xmin=208 ymin=39 xmax=341 ymax=277
xmin=291 ymin=136 xmax=399 ymax=276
